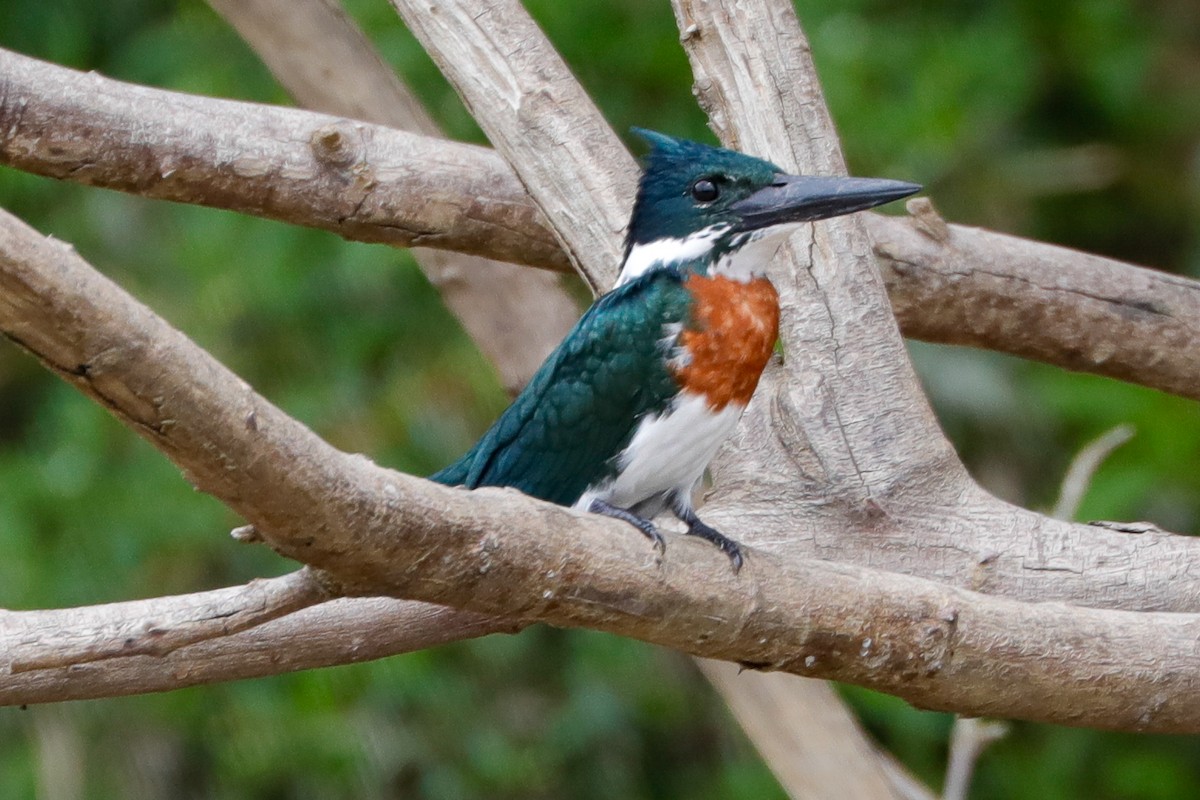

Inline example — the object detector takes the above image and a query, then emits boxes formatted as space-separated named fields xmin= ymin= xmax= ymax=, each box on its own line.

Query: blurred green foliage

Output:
xmin=1 ymin=0 xmax=1199 ymax=797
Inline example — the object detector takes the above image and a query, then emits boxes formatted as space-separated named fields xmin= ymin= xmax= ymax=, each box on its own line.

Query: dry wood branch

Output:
xmin=2 ymin=570 xmax=327 ymax=675
xmin=5 ymin=45 xmax=1196 ymax=608
xmin=672 ymin=0 xmax=952 ymax=485
xmin=4 ymin=136 xmax=1200 ymax=730
xmin=942 ymin=718 xmax=1010 ymax=800
xmin=205 ymin=0 xmax=578 ymax=393
xmin=387 ymin=0 xmax=910 ymax=791
xmin=3 ymin=0 xmax=1200 ymax=736
xmin=220 ymin=0 xmax=889 ymax=789
xmin=871 ymin=204 xmax=1200 ymax=403
xmin=0 ymin=48 xmax=568 ymax=274
xmin=666 ymin=0 xmax=1200 ymax=615
xmin=389 ymin=0 xmax=637 ymax=292
xmin=4 ymin=47 xmax=1200 ymax=400
xmin=207 ymin=0 xmax=435 ymax=130
xmin=210 ymin=6 xmax=913 ymax=796
xmin=698 ymin=661 xmax=906 ymax=800
xmin=1052 ymin=424 xmax=1135 ymax=521
xmin=2 ymin=595 xmax=514 ymax=705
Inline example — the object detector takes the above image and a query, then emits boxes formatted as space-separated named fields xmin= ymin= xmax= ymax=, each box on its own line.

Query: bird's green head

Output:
xmin=619 ymin=129 xmax=919 ymax=284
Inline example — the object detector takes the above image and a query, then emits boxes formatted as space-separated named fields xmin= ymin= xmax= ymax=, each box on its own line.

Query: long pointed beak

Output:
xmin=730 ymin=174 xmax=921 ymax=232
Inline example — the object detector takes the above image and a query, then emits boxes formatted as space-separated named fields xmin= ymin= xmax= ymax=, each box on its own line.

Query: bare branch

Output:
xmin=672 ymin=0 xmax=950 ymax=479
xmin=207 ymin=0 xmax=436 ymax=131
xmin=6 ymin=158 xmax=1200 ymax=730
xmin=942 ymin=718 xmax=1010 ymax=800
xmin=2 ymin=569 xmax=327 ymax=675
xmin=4 ymin=47 xmax=1200 ymax=401
xmin=667 ymin=0 xmax=1200 ymax=616
xmin=872 ymin=203 xmax=1200 ymax=403
xmin=3 ymin=0 xmax=1200 ymax=735
xmin=2 ymin=593 xmax=514 ymax=705
xmin=1052 ymin=424 xmax=1136 ymax=521
xmin=389 ymin=0 xmax=636 ymax=292
xmin=204 ymin=0 xmax=578 ymax=393
xmin=0 ymin=47 xmax=569 ymax=274
xmin=211 ymin=6 xmax=919 ymax=797
xmin=698 ymin=661 xmax=905 ymax=800
xmin=3 ymin=46 xmax=1194 ymax=608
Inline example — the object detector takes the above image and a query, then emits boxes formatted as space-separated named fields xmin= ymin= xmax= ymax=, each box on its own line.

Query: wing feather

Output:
xmin=429 ymin=269 xmax=691 ymax=506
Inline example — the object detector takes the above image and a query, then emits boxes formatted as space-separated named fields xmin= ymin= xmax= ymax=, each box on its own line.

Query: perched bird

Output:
xmin=432 ymin=130 xmax=918 ymax=571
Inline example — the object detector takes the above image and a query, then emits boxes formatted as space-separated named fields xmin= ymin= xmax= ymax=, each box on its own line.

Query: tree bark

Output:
xmin=0 ymin=48 xmax=568 ymax=272
xmin=698 ymin=661 xmax=923 ymax=800
xmin=872 ymin=202 xmax=1200 ymax=402
xmin=388 ymin=0 xmax=636 ymax=293
xmin=2 ymin=589 xmax=514 ymax=705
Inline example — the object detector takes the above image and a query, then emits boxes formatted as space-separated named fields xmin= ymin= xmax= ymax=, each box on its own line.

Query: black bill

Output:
xmin=730 ymin=174 xmax=921 ymax=232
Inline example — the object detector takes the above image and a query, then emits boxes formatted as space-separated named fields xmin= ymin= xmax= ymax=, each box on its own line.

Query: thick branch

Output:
xmin=382 ymin=1 xmax=905 ymax=793
xmin=668 ymin=0 xmax=1200 ymax=616
xmin=870 ymin=204 xmax=1200 ymax=402
xmin=3 ymin=47 xmax=1200 ymax=400
xmin=383 ymin=0 xmax=1200 ymax=615
xmin=4 ymin=2 xmax=1200 ymax=732
xmin=202 ymin=9 xmax=914 ymax=798
xmin=0 ymin=47 xmax=568 ymax=273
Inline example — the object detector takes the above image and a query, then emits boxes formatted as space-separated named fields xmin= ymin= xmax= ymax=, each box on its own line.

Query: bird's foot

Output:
xmin=676 ymin=507 xmax=743 ymax=574
xmin=588 ymin=498 xmax=666 ymax=555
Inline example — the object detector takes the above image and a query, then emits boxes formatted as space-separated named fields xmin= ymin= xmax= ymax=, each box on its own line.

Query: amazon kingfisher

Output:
xmin=432 ymin=129 xmax=919 ymax=571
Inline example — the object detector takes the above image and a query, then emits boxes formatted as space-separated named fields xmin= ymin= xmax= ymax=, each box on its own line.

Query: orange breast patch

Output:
xmin=673 ymin=275 xmax=780 ymax=410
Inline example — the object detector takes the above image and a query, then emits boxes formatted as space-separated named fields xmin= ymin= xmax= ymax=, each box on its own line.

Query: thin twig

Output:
xmin=942 ymin=718 xmax=1010 ymax=800
xmin=1052 ymin=424 xmax=1136 ymax=521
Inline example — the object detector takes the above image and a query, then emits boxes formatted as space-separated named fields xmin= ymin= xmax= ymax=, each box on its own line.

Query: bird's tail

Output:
xmin=428 ymin=456 xmax=471 ymax=486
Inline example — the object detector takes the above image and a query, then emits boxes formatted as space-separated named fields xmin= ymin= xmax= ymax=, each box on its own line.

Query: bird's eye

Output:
xmin=690 ymin=178 xmax=720 ymax=203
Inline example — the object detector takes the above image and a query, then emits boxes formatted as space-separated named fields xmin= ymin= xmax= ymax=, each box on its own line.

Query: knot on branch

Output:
xmin=785 ymin=602 xmax=960 ymax=683
xmin=310 ymin=121 xmax=365 ymax=168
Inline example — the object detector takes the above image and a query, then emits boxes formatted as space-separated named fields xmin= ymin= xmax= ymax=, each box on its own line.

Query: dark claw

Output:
xmin=673 ymin=504 xmax=745 ymax=574
xmin=688 ymin=520 xmax=744 ymax=574
xmin=588 ymin=498 xmax=666 ymax=555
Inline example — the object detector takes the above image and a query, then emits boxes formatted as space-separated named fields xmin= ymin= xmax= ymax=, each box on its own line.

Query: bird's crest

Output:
xmin=624 ymin=129 xmax=782 ymax=256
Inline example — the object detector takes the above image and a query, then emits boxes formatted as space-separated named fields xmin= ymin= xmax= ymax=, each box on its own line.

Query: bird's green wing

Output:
xmin=429 ymin=269 xmax=692 ymax=506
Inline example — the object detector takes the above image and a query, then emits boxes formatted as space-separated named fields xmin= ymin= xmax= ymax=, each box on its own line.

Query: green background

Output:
xmin=1 ymin=0 xmax=1199 ymax=797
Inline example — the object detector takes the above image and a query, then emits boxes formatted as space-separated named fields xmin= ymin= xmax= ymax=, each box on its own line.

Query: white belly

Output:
xmin=575 ymin=392 xmax=745 ymax=515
